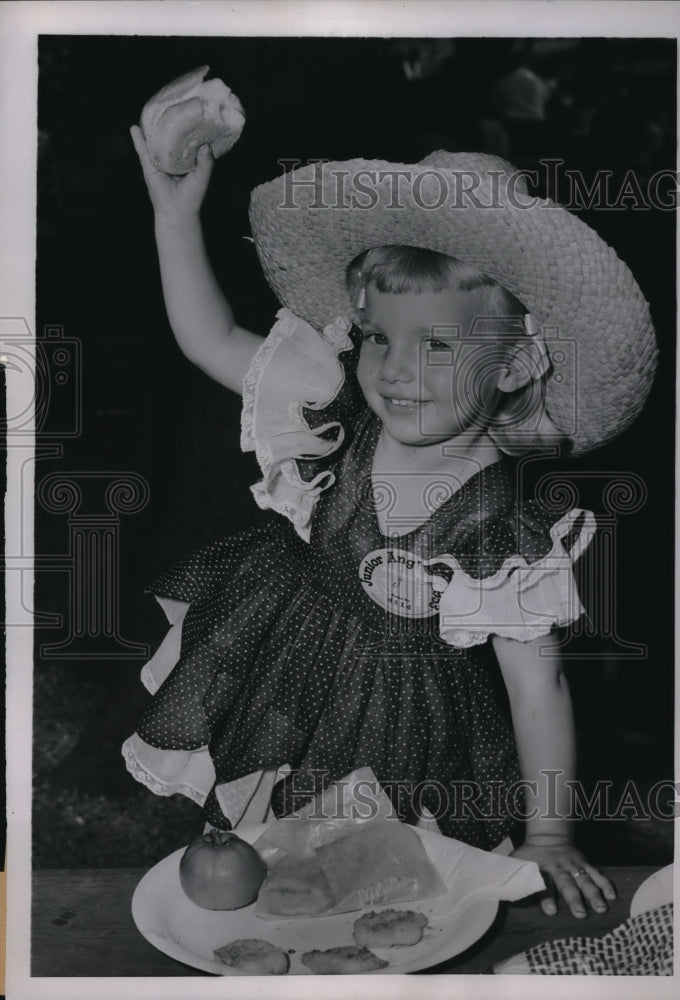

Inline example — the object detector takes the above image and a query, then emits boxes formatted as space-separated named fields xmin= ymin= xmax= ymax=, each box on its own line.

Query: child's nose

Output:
xmin=379 ymin=345 xmax=416 ymax=383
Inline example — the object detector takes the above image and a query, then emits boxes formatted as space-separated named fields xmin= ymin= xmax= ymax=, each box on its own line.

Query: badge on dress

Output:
xmin=359 ymin=548 xmax=444 ymax=618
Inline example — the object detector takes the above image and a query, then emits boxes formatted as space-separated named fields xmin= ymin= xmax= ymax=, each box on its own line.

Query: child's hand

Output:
xmin=130 ymin=124 xmax=213 ymax=219
xmin=511 ymin=839 xmax=617 ymax=919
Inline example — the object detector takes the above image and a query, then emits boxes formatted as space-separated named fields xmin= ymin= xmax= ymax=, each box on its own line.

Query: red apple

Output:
xmin=179 ymin=829 xmax=267 ymax=910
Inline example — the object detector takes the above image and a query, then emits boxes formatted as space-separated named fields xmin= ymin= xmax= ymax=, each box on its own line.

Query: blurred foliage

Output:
xmin=32 ymin=780 xmax=202 ymax=870
xmin=33 ymin=663 xmax=203 ymax=868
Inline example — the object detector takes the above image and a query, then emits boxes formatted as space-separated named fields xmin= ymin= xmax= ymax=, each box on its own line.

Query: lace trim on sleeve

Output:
xmin=241 ymin=308 xmax=354 ymax=542
xmin=430 ymin=509 xmax=596 ymax=648
xmin=121 ymin=733 xmax=214 ymax=807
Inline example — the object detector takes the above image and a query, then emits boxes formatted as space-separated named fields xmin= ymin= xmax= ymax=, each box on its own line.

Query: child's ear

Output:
xmin=496 ymin=354 xmax=534 ymax=394
xmin=497 ymin=367 xmax=532 ymax=393
xmin=496 ymin=338 xmax=550 ymax=394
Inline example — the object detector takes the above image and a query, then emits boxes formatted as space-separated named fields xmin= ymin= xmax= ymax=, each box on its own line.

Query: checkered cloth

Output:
xmin=525 ymin=903 xmax=673 ymax=975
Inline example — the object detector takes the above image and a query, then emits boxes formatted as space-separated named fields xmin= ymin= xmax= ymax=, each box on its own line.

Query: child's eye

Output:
xmin=359 ymin=328 xmax=388 ymax=346
xmin=425 ymin=338 xmax=453 ymax=352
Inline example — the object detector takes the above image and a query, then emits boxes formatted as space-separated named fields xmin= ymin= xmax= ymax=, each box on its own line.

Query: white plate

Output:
xmin=132 ymin=823 xmax=499 ymax=976
xmin=629 ymin=864 xmax=674 ymax=918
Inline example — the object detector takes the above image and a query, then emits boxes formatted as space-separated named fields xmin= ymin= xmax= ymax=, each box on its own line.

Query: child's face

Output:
xmin=356 ymin=285 xmax=508 ymax=448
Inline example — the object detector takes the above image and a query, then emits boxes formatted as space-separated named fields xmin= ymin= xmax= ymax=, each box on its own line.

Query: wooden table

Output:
xmin=31 ymin=866 xmax=656 ymax=977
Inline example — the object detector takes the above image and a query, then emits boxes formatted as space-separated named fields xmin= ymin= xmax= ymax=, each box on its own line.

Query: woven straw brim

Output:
xmin=249 ymin=153 xmax=657 ymax=454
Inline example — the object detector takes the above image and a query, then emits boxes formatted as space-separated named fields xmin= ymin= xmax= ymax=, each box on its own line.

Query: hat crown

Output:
xmin=258 ymin=151 xmax=531 ymax=207
xmin=419 ymin=149 xmax=530 ymax=199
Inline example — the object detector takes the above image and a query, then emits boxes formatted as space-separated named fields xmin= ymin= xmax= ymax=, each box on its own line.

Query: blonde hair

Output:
xmin=346 ymin=245 xmax=567 ymax=455
xmin=346 ymin=245 xmax=525 ymax=319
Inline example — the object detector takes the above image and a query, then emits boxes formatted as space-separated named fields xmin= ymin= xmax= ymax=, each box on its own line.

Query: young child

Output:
xmin=123 ymin=134 xmax=656 ymax=920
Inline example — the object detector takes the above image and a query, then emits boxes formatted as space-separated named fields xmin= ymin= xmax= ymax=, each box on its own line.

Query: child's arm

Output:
xmin=494 ymin=631 xmax=617 ymax=918
xmin=131 ymin=125 xmax=263 ymax=394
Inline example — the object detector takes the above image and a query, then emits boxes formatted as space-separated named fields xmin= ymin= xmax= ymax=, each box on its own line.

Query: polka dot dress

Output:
xmin=135 ymin=406 xmax=577 ymax=850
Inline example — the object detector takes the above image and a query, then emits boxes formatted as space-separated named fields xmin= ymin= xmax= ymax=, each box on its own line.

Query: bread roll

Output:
xmin=140 ymin=65 xmax=245 ymax=175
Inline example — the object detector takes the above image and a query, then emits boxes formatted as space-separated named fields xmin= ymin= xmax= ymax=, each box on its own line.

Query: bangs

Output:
xmin=346 ymin=246 xmax=525 ymax=316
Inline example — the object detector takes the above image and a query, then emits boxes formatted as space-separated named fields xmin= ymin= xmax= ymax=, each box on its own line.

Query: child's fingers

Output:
xmin=130 ymin=125 xmax=153 ymax=166
xmin=555 ymin=859 xmax=616 ymax=914
xmin=179 ymin=145 xmax=214 ymax=201
xmin=586 ymin=866 xmax=617 ymax=899
xmin=584 ymin=866 xmax=617 ymax=902
xmin=538 ymin=872 xmax=558 ymax=916
xmin=129 ymin=124 xmax=147 ymax=159
xmin=539 ymin=894 xmax=558 ymax=916
xmin=552 ymin=869 xmax=588 ymax=918
xmin=573 ymin=872 xmax=609 ymax=914
xmin=193 ymin=144 xmax=214 ymax=179
xmin=129 ymin=125 xmax=163 ymax=186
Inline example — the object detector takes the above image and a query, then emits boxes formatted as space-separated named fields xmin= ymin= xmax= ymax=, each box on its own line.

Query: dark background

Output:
xmin=33 ymin=35 xmax=675 ymax=868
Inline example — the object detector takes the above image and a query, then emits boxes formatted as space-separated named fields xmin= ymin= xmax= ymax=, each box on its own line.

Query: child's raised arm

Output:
xmin=131 ymin=125 xmax=263 ymax=394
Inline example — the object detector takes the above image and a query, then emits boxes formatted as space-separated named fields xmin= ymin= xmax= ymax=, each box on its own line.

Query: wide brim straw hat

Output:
xmin=249 ymin=151 xmax=657 ymax=454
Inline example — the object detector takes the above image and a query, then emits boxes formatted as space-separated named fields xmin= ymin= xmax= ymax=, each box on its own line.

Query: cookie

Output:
xmin=214 ymin=938 xmax=290 ymax=975
xmin=353 ymin=908 xmax=428 ymax=948
xmin=301 ymin=945 xmax=388 ymax=974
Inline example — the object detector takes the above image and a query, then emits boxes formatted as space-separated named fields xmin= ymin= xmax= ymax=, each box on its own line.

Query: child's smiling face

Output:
xmin=357 ymin=285 xmax=510 ymax=448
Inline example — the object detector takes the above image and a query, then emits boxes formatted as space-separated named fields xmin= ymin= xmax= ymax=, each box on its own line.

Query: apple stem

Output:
xmin=205 ymin=829 xmax=234 ymax=848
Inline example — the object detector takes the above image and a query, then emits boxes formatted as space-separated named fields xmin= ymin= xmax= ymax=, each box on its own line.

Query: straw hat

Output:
xmin=249 ymin=152 xmax=657 ymax=454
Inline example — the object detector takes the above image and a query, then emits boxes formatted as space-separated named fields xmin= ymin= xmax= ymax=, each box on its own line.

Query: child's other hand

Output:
xmin=511 ymin=840 xmax=617 ymax=919
xmin=130 ymin=125 xmax=213 ymax=219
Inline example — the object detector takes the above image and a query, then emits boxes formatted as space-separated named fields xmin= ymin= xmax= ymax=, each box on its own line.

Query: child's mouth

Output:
xmin=383 ymin=396 xmax=428 ymax=413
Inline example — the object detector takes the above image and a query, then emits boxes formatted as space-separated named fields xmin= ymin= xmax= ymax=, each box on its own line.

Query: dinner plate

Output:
xmin=132 ymin=823 xmax=499 ymax=975
xmin=629 ymin=863 xmax=674 ymax=918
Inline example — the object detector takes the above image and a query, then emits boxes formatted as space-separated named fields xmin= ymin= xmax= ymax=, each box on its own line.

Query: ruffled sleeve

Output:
xmin=241 ymin=308 xmax=361 ymax=541
xmin=430 ymin=508 xmax=596 ymax=648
